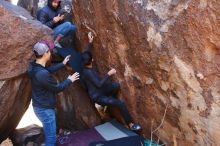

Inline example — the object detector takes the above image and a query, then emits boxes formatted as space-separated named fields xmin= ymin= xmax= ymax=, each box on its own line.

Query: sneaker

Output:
xmin=63 ymin=131 xmax=71 ymax=135
xmin=130 ymin=123 xmax=142 ymax=131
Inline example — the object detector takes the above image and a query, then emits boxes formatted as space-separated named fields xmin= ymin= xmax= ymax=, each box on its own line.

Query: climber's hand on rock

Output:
xmin=108 ymin=68 xmax=116 ymax=76
xmin=68 ymin=72 xmax=80 ymax=82
xmin=88 ymin=32 xmax=94 ymax=43
xmin=63 ymin=55 xmax=71 ymax=65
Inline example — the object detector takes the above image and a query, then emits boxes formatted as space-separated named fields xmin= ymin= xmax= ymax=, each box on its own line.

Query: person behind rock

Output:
xmin=37 ymin=0 xmax=77 ymax=48
xmin=27 ymin=41 xmax=79 ymax=146
xmin=81 ymin=33 xmax=142 ymax=131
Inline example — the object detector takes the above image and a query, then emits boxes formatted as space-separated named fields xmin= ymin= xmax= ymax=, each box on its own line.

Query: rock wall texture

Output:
xmin=0 ymin=76 xmax=31 ymax=142
xmin=72 ymin=0 xmax=220 ymax=145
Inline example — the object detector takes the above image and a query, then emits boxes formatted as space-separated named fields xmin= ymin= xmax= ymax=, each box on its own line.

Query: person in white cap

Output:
xmin=27 ymin=41 xmax=79 ymax=146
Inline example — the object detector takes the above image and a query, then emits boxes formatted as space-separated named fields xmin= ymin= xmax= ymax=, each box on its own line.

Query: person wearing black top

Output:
xmin=28 ymin=41 xmax=79 ymax=146
xmin=81 ymin=33 xmax=141 ymax=131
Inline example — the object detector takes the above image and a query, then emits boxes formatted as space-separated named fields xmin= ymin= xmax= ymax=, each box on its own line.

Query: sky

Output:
xmin=16 ymin=101 xmax=42 ymax=129
xmin=11 ymin=0 xmax=18 ymax=5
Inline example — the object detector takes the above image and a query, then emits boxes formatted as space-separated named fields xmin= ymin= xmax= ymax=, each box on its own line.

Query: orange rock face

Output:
xmin=72 ymin=0 xmax=220 ymax=145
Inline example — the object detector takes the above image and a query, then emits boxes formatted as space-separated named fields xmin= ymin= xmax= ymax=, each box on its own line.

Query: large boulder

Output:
xmin=10 ymin=124 xmax=44 ymax=146
xmin=72 ymin=0 xmax=220 ymax=145
xmin=0 ymin=0 xmax=52 ymax=80
xmin=0 ymin=76 xmax=31 ymax=142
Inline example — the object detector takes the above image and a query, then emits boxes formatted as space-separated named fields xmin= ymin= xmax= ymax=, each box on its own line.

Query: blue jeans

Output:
xmin=33 ymin=107 xmax=56 ymax=146
xmin=53 ymin=22 xmax=77 ymax=39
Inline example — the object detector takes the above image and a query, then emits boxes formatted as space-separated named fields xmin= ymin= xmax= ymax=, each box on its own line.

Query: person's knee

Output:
xmin=63 ymin=22 xmax=77 ymax=32
xmin=58 ymin=22 xmax=72 ymax=30
xmin=62 ymin=21 xmax=72 ymax=27
xmin=69 ymin=24 xmax=77 ymax=32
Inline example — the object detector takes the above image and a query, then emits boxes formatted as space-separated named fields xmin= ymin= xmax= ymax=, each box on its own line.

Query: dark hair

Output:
xmin=34 ymin=50 xmax=43 ymax=59
xmin=82 ymin=52 xmax=93 ymax=66
xmin=47 ymin=0 xmax=61 ymax=10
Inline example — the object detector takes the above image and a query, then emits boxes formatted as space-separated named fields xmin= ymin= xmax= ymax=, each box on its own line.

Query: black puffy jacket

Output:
xmin=37 ymin=0 xmax=64 ymax=29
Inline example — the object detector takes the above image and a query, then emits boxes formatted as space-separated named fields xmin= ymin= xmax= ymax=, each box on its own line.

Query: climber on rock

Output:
xmin=27 ymin=41 xmax=79 ymax=146
xmin=81 ymin=32 xmax=142 ymax=131
xmin=37 ymin=0 xmax=77 ymax=48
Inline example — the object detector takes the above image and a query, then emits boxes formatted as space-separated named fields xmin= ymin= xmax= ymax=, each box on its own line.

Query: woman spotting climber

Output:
xmin=81 ymin=32 xmax=142 ymax=131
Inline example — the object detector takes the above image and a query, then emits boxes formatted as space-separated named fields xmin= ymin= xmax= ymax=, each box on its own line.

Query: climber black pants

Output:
xmin=95 ymin=83 xmax=133 ymax=125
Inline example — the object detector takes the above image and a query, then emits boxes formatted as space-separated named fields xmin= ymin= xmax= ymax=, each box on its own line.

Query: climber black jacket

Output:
xmin=82 ymin=67 xmax=110 ymax=100
xmin=81 ymin=40 xmax=110 ymax=100
xmin=80 ymin=42 xmax=111 ymax=100
xmin=37 ymin=0 xmax=64 ymax=29
xmin=27 ymin=61 xmax=71 ymax=109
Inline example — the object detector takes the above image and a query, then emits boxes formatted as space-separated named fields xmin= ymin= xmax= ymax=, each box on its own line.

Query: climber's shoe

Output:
xmin=130 ymin=123 xmax=142 ymax=131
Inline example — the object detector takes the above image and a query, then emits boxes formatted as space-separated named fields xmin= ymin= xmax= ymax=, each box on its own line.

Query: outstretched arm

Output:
xmin=46 ymin=63 xmax=64 ymax=73
xmin=36 ymin=70 xmax=71 ymax=93
xmin=83 ymin=66 xmax=117 ymax=88
xmin=36 ymin=71 xmax=79 ymax=93
xmin=47 ymin=55 xmax=71 ymax=73
xmin=84 ymin=69 xmax=110 ymax=88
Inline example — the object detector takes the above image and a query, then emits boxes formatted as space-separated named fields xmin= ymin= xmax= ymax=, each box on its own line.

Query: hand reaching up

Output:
xmin=88 ymin=32 xmax=94 ymax=43
xmin=108 ymin=68 xmax=116 ymax=76
xmin=63 ymin=55 xmax=71 ymax=65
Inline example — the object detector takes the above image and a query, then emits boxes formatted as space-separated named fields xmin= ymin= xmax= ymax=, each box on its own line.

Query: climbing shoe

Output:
xmin=130 ymin=123 xmax=142 ymax=131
